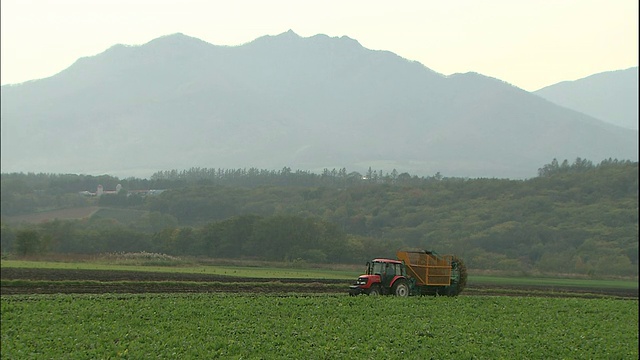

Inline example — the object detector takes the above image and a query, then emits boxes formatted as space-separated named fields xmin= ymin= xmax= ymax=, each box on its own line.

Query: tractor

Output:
xmin=348 ymin=250 xmax=467 ymax=297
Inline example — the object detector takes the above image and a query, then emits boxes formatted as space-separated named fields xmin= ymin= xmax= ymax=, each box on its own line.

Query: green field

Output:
xmin=2 ymin=259 xmax=638 ymax=358
xmin=90 ymin=207 xmax=149 ymax=224
xmin=1 ymin=293 xmax=637 ymax=359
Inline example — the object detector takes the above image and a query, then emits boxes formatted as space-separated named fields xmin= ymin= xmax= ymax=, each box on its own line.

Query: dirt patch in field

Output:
xmin=1 ymin=268 xmax=637 ymax=299
xmin=461 ymin=283 xmax=638 ymax=299
xmin=0 ymin=268 xmax=347 ymax=295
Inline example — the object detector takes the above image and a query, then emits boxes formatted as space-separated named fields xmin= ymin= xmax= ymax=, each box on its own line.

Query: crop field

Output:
xmin=2 ymin=293 xmax=638 ymax=359
xmin=1 ymin=259 xmax=638 ymax=359
xmin=1 ymin=258 xmax=638 ymax=358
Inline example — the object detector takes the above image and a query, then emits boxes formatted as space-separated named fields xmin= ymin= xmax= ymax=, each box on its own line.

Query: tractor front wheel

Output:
xmin=367 ymin=285 xmax=381 ymax=296
xmin=392 ymin=280 xmax=410 ymax=297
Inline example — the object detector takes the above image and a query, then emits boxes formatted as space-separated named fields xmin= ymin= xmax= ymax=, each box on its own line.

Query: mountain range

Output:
xmin=1 ymin=30 xmax=637 ymax=179
xmin=534 ymin=67 xmax=638 ymax=130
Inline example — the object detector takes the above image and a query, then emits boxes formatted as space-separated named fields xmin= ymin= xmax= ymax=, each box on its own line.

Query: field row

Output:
xmin=2 ymin=293 xmax=638 ymax=359
xmin=3 ymin=267 xmax=638 ymax=299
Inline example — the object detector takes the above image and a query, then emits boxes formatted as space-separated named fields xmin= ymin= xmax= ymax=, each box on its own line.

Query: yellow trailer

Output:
xmin=396 ymin=250 xmax=454 ymax=286
xmin=396 ymin=250 xmax=466 ymax=295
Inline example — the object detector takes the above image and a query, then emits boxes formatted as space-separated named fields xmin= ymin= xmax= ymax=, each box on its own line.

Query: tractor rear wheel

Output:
xmin=392 ymin=280 xmax=410 ymax=297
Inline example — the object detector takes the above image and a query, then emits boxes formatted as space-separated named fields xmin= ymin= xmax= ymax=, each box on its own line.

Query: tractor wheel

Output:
xmin=367 ymin=285 xmax=381 ymax=296
xmin=447 ymin=256 xmax=468 ymax=296
xmin=392 ymin=280 xmax=410 ymax=297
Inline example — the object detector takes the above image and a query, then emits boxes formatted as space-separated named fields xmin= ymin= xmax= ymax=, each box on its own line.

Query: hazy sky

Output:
xmin=1 ymin=0 xmax=637 ymax=91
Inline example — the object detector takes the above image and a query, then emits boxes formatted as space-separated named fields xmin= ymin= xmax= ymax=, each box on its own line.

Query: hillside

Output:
xmin=1 ymin=31 xmax=637 ymax=179
xmin=1 ymin=160 xmax=637 ymax=277
xmin=2 ymin=207 xmax=100 ymax=224
xmin=534 ymin=67 xmax=638 ymax=130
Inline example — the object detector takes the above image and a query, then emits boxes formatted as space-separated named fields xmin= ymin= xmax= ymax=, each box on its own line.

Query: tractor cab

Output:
xmin=367 ymin=259 xmax=405 ymax=287
xmin=349 ymin=259 xmax=410 ymax=296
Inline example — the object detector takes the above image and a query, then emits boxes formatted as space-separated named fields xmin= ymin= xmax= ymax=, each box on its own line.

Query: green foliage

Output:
xmin=14 ymin=230 xmax=41 ymax=256
xmin=1 ymin=294 xmax=637 ymax=359
xmin=1 ymin=159 xmax=637 ymax=276
xmin=0 ymin=222 xmax=16 ymax=255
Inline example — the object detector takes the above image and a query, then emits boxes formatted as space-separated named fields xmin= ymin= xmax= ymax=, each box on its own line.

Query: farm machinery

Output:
xmin=348 ymin=250 xmax=467 ymax=297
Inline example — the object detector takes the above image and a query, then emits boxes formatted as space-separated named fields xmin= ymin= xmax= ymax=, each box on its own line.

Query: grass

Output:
xmin=1 ymin=206 xmax=100 ymax=224
xmin=90 ymin=208 xmax=148 ymax=224
xmin=0 ymin=259 xmax=359 ymax=280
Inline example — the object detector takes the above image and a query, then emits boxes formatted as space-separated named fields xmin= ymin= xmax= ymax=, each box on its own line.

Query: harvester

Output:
xmin=348 ymin=250 xmax=467 ymax=297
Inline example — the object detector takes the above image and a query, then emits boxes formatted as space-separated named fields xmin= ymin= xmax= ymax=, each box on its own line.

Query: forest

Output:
xmin=1 ymin=158 xmax=637 ymax=277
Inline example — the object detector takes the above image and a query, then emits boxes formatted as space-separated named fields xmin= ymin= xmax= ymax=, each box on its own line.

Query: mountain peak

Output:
xmin=145 ymin=32 xmax=210 ymax=46
xmin=252 ymin=29 xmax=301 ymax=44
xmin=281 ymin=29 xmax=299 ymax=37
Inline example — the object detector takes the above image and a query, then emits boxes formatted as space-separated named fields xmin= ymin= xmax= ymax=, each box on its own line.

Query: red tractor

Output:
xmin=348 ymin=250 xmax=467 ymax=297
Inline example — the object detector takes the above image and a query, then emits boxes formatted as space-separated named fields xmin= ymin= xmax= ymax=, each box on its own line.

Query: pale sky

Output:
xmin=1 ymin=0 xmax=637 ymax=91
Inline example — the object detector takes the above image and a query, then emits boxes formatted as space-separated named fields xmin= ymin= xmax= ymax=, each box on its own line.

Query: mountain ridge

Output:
xmin=1 ymin=31 xmax=637 ymax=179
xmin=534 ymin=67 xmax=638 ymax=130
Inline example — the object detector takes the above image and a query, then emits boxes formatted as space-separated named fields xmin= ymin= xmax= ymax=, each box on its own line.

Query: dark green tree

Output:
xmin=15 ymin=229 xmax=40 ymax=256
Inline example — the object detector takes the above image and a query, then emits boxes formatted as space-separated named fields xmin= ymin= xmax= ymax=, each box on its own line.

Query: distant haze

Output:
xmin=1 ymin=32 xmax=637 ymax=179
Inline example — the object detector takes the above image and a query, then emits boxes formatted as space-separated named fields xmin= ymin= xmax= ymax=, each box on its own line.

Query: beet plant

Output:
xmin=1 ymin=294 xmax=637 ymax=359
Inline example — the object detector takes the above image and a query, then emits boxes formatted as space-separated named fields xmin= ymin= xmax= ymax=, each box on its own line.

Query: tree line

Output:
xmin=2 ymin=215 xmax=395 ymax=265
xmin=1 ymin=158 xmax=637 ymax=277
xmin=0 ymin=165 xmax=448 ymax=217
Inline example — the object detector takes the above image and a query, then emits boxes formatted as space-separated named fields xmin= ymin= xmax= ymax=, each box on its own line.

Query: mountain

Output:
xmin=534 ymin=67 xmax=638 ymax=130
xmin=1 ymin=31 xmax=637 ymax=179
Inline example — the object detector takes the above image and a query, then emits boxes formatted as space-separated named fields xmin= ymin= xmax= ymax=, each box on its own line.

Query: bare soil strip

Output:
xmin=1 ymin=268 xmax=637 ymax=299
